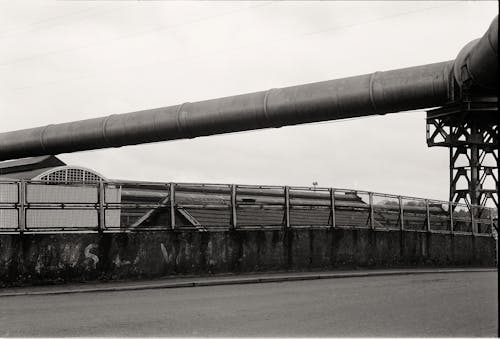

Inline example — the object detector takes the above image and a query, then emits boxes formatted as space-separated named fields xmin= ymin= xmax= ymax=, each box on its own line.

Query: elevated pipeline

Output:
xmin=0 ymin=16 xmax=496 ymax=161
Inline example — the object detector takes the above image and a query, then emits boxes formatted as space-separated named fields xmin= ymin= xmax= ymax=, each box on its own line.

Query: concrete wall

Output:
xmin=0 ymin=229 xmax=496 ymax=287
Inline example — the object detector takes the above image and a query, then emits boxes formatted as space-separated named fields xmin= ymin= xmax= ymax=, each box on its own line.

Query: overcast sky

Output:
xmin=0 ymin=1 xmax=497 ymax=201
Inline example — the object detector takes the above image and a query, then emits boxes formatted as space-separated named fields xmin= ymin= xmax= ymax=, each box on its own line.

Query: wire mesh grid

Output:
xmin=452 ymin=203 xmax=473 ymax=233
xmin=0 ymin=182 xmax=19 ymax=203
xmin=401 ymin=197 xmax=427 ymax=231
xmin=26 ymin=208 xmax=98 ymax=229
xmin=235 ymin=185 xmax=285 ymax=228
xmin=0 ymin=209 xmax=18 ymax=229
xmin=372 ymin=194 xmax=401 ymax=229
xmin=26 ymin=182 xmax=98 ymax=203
xmin=0 ymin=182 xmax=19 ymax=229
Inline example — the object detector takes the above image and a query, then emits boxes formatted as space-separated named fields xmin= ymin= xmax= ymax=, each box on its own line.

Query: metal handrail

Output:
xmin=0 ymin=179 xmax=496 ymax=235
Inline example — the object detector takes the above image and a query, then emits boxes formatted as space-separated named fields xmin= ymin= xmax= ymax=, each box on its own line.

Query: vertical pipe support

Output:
xmin=284 ymin=186 xmax=290 ymax=229
xmin=97 ymin=180 xmax=105 ymax=232
xmin=470 ymin=205 xmax=476 ymax=235
xmin=18 ymin=180 xmax=26 ymax=233
xmin=490 ymin=210 xmax=494 ymax=236
xmin=330 ymin=188 xmax=336 ymax=229
xmin=398 ymin=196 xmax=404 ymax=231
xmin=369 ymin=192 xmax=374 ymax=229
xmin=230 ymin=184 xmax=237 ymax=230
xmin=169 ymin=183 xmax=176 ymax=230
xmin=425 ymin=199 xmax=431 ymax=232
xmin=449 ymin=202 xmax=454 ymax=234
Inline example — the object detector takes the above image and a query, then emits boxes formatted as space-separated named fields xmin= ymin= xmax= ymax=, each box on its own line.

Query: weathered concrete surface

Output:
xmin=2 ymin=272 xmax=497 ymax=337
xmin=0 ymin=229 xmax=496 ymax=287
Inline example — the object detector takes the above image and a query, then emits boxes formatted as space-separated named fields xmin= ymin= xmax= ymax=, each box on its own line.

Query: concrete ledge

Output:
xmin=0 ymin=268 xmax=495 ymax=298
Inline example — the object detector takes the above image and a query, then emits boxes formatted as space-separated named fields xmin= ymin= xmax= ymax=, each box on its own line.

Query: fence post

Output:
xmin=425 ymin=199 xmax=431 ymax=232
xmin=470 ymin=205 xmax=476 ymax=235
xmin=18 ymin=180 xmax=26 ymax=233
xmin=230 ymin=184 xmax=237 ymax=230
xmin=330 ymin=188 xmax=336 ymax=229
xmin=170 ymin=183 xmax=176 ymax=230
xmin=490 ymin=210 xmax=494 ymax=236
xmin=369 ymin=192 xmax=374 ymax=229
xmin=449 ymin=202 xmax=454 ymax=235
xmin=97 ymin=181 xmax=105 ymax=232
xmin=284 ymin=186 xmax=290 ymax=229
xmin=398 ymin=196 xmax=404 ymax=231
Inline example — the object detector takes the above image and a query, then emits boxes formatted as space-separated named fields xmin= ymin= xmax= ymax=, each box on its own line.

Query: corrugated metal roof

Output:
xmin=0 ymin=168 xmax=54 ymax=180
xmin=0 ymin=155 xmax=66 ymax=179
xmin=0 ymin=155 xmax=57 ymax=169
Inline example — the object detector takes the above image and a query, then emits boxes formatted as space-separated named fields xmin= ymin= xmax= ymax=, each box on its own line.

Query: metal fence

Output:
xmin=0 ymin=180 xmax=497 ymax=236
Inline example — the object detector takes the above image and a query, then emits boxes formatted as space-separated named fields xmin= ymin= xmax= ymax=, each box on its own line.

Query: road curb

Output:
xmin=0 ymin=268 xmax=496 ymax=298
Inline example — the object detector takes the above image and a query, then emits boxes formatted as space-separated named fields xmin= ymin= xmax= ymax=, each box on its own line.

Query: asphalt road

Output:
xmin=0 ymin=271 xmax=497 ymax=337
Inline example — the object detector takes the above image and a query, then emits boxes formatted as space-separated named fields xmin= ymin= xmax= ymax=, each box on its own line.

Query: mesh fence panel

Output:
xmin=429 ymin=201 xmax=450 ymax=231
xmin=26 ymin=209 xmax=98 ymax=229
xmin=106 ymin=206 xmax=170 ymax=229
xmin=452 ymin=203 xmax=472 ymax=233
xmin=372 ymin=194 xmax=400 ymax=229
xmin=0 ymin=209 xmax=18 ymax=229
xmin=334 ymin=190 xmax=370 ymax=228
xmin=24 ymin=182 xmax=98 ymax=230
xmin=237 ymin=206 xmax=285 ymax=227
xmin=0 ymin=182 xmax=18 ymax=203
xmin=108 ymin=182 xmax=169 ymax=230
xmin=472 ymin=206 xmax=492 ymax=234
xmin=402 ymin=197 xmax=427 ymax=231
xmin=0 ymin=182 xmax=18 ymax=230
xmin=182 ymin=207 xmax=231 ymax=227
xmin=26 ymin=183 xmax=98 ymax=203
xmin=175 ymin=183 xmax=231 ymax=205
xmin=477 ymin=221 xmax=492 ymax=235
xmin=176 ymin=184 xmax=231 ymax=228
xmin=290 ymin=207 xmax=331 ymax=227
xmin=290 ymin=187 xmax=330 ymax=227
xmin=236 ymin=186 xmax=285 ymax=227
xmin=113 ymin=182 xmax=167 ymax=204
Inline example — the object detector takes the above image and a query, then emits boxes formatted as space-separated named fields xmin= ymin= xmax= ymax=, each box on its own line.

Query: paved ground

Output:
xmin=1 ymin=268 xmax=492 ymax=297
xmin=0 ymin=271 xmax=497 ymax=337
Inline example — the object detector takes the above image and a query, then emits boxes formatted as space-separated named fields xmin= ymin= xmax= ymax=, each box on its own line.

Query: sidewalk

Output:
xmin=0 ymin=267 xmax=496 ymax=298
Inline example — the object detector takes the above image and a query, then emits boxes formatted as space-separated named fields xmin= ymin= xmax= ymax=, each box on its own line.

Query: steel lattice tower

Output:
xmin=427 ymin=90 xmax=498 ymax=208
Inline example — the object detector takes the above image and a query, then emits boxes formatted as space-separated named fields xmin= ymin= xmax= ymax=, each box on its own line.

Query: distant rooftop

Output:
xmin=0 ymin=155 xmax=66 ymax=180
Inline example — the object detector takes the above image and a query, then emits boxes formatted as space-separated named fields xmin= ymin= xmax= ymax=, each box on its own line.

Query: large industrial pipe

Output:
xmin=0 ymin=61 xmax=452 ymax=161
xmin=0 ymin=16 xmax=497 ymax=161
xmin=453 ymin=16 xmax=498 ymax=89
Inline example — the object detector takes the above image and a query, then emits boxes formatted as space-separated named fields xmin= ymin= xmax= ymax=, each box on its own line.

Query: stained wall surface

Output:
xmin=0 ymin=229 xmax=496 ymax=287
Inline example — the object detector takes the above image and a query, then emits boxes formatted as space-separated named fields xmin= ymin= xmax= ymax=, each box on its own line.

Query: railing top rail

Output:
xmin=427 ymin=199 xmax=451 ymax=205
xmin=331 ymin=188 xmax=372 ymax=195
xmin=25 ymin=180 xmax=100 ymax=186
xmin=175 ymin=182 xmax=232 ymax=188
xmin=288 ymin=186 xmax=331 ymax=192
xmin=107 ymin=179 xmax=172 ymax=186
xmin=234 ymin=184 xmax=285 ymax=190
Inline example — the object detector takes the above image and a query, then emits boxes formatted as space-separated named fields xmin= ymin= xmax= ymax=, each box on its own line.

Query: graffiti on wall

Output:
xmin=84 ymin=243 xmax=99 ymax=268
